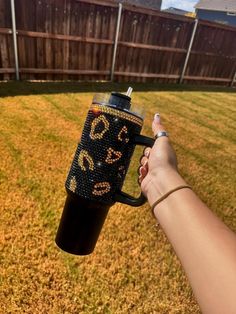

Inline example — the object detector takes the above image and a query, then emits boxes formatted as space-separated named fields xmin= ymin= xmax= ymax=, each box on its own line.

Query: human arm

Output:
xmin=139 ymin=114 xmax=236 ymax=314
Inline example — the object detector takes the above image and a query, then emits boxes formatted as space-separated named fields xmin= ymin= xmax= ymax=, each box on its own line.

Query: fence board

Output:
xmin=19 ymin=68 xmax=110 ymax=75
xmin=0 ymin=0 xmax=12 ymax=79
xmin=0 ymin=35 xmax=10 ymax=80
xmin=0 ymin=68 xmax=15 ymax=73
xmin=45 ymin=0 xmax=53 ymax=80
xmin=36 ymin=0 xmax=45 ymax=80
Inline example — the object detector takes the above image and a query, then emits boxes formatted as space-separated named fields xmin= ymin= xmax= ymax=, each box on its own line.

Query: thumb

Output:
xmin=152 ymin=113 xmax=166 ymax=137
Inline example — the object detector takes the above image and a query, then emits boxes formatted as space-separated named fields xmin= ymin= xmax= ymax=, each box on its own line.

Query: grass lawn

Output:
xmin=0 ymin=82 xmax=235 ymax=313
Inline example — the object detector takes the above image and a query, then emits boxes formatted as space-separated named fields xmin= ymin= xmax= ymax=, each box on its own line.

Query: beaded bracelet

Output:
xmin=151 ymin=185 xmax=192 ymax=215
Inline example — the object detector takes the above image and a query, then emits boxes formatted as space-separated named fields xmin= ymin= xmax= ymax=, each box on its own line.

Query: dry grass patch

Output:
xmin=0 ymin=82 xmax=235 ymax=313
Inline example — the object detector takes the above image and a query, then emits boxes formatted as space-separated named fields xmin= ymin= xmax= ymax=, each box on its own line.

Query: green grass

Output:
xmin=0 ymin=82 xmax=235 ymax=313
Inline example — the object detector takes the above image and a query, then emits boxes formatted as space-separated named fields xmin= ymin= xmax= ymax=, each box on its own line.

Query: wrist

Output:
xmin=146 ymin=168 xmax=186 ymax=206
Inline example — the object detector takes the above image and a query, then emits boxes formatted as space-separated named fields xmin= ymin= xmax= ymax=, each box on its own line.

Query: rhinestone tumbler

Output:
xmin=55 ymin=88 xmax=154 ymax=255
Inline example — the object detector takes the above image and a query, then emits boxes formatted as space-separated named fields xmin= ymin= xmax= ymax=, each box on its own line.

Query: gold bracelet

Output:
xmin=151 ymin=185 xmax=192 ymax=215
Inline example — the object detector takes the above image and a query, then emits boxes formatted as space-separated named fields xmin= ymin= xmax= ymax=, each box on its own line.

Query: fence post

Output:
xmin=179 ymin=19 xmax=198 ymax=84
xmin=10 ymin=0 xmax=19 ymax=80
xmin=110 ymin=3 xmax=122 ymax=82
xmin=230 ymin=71 xmax=236 ymax=87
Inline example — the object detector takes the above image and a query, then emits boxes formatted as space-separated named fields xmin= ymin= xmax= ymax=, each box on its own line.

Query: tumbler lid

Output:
xmin=109 ymin=92 xmax=131 ymax=110
xmin=92 ymin=87 xmax=145 ymax=119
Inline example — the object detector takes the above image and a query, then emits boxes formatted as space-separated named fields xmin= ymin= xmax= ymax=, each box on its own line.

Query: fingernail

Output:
xmin=145 ymin=150 xmax=150 ymax=157
xmin=154 ymin=113 xmax=161 ymax=123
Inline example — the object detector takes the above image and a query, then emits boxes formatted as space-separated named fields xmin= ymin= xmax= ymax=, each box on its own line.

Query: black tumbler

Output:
xmin=55 ymin=88 xmax=154 ymax=255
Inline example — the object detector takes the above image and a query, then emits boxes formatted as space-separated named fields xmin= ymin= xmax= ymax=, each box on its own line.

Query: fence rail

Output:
xmin=0 ymin=0 xmax=236 ymax=86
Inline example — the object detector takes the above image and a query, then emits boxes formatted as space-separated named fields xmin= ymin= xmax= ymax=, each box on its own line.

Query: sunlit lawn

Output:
xmin=0 ymin=82 xmax=235 ymax=313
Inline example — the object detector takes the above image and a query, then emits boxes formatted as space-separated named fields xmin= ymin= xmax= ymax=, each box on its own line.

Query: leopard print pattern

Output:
xmin=65 ymin=104 xmax=143 ymax=205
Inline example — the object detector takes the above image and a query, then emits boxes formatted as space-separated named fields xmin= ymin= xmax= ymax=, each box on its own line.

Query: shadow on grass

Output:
xmin=0 ymin=81 xmax=235 ymax=97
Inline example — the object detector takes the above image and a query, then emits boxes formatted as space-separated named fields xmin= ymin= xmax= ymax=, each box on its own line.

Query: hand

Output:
xmin=138 ymin=114 xmax=178 ymax=197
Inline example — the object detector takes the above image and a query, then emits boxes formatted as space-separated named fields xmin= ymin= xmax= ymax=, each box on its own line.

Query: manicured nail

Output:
xmin=154 ymin=113 xmax=161 ymax=123
xmin=145 ymin=150 xmax=150 ymax=157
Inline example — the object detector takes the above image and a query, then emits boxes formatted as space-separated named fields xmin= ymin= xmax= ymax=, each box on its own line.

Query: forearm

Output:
xmin=147 ymin=170 xmax=236 ymax=314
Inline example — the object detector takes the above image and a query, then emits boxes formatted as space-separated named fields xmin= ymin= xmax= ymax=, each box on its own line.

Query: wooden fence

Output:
xmin=0 ymin=0 xmax=236 ymax=86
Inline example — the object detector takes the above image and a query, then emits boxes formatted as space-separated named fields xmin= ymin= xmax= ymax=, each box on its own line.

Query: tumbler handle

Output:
xmin=114 ymin=134 xmax=155 ymax=207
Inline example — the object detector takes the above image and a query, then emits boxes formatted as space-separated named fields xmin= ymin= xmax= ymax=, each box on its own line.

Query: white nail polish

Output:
xmin=154 ymin=113 xmax=161 ymax=123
